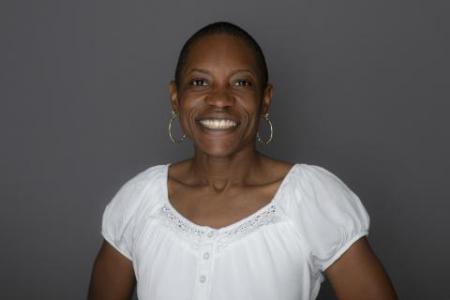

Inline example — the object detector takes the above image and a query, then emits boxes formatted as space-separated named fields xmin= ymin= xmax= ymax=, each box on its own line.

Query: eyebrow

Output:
xmin=187 ymin=68 xmax=257 ymax=78
xmin=188 ymin=68 xmax=210 ymax=75
xmin=230 ymin=69 xmax=256 ymax=77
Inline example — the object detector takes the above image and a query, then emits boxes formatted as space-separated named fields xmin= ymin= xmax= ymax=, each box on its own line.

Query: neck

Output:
xmin=188 ymin=147 xmax=264 ymax=191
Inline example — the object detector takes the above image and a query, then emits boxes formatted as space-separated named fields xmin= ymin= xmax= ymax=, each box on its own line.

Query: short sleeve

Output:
xmin=101 ymin=173 xmax=149 ymax=261
xmin=293 ymin=164 xmax=370 ymax=272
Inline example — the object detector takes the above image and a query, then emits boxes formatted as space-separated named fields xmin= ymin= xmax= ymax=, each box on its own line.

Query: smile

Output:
xmin=198 ymin=119 xmax=238 ymax=130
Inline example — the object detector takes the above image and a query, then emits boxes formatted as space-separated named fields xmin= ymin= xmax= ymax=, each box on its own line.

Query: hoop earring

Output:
xmin=168 ymin=110 xmax=187 ymax=144
xmin=256 ymin=113 xmax=273 ymax=145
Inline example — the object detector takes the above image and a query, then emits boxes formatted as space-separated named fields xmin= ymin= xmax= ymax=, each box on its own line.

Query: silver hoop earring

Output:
xmin=256 ymin=113 xmax=273 ymax=145
xmin=168 ymin=110 xmax=187 ymax=144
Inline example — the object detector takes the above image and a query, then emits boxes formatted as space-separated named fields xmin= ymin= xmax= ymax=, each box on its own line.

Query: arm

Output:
xmin=88 ymin=240 xmax=136 ymax=300
xmin=325 ymin=237 xmax=398 ymax=300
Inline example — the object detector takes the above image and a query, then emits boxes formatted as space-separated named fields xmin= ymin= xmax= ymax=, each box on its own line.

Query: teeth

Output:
xmin=199 ymin=119 xmax=237 ymax=129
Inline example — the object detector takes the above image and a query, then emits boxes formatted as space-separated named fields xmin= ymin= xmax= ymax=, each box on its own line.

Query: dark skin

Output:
xmin=88 ymin=33 xmax=398 ymax=300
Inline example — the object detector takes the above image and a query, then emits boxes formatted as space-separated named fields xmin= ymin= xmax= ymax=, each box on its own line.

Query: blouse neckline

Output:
xmin=162 ymin=163 xmax=299 ymax=233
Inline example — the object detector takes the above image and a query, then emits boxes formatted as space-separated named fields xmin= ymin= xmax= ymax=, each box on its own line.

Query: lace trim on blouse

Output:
xmin=160 ymin=202 xmax=281 ymax=251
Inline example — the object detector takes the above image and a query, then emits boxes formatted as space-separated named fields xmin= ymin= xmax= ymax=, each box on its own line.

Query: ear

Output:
xmin=260 ymin=83 xmax=273 ymax=115
xmin=169 ymin=81 xmax=179 ymax=113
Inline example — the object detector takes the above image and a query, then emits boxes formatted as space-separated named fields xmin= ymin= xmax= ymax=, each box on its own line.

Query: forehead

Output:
xmin=183 ymin=33 xmax=260 ymax=75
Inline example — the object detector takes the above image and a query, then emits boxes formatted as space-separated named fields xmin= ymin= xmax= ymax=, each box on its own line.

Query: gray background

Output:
xmin=1 ymin=0 xmax=449 ymax=299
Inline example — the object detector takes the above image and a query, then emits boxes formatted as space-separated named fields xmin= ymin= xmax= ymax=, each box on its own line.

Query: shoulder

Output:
xmin=295 ymin=163 xmax=369 ymax=218
xmin=287 ymin=163 xmax=362 ymax=207
xmin=119 ymin=163 xmax=167 ymax=191
xmin=104 ymin=163 xmax=168 ymax=214
xmin=285 ymin=163 xmax=370 ymax=220
xmin=292 ymin=163 xmax=349 ymax=186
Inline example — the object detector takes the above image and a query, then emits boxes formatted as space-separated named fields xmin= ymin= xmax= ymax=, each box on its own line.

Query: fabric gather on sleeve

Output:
xmin=284 ymin=164 xmax=370 ymax=272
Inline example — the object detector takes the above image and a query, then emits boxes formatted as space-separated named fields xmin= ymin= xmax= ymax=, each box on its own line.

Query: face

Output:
xmin=170 ymin=34 xmax=272 ymax=157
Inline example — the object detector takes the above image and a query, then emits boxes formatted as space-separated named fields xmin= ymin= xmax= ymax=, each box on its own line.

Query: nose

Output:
xmin=205 ymin=87 xmax=234 ymax=108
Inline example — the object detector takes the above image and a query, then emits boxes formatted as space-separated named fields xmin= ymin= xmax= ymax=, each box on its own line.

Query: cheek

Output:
xmin=177 ymin=97 xmax=202 ymax=131
xmin=238 ymin=97 xmax=262 ymax=120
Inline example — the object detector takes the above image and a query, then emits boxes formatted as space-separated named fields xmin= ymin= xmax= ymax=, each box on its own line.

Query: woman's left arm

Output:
xmin=325 ymin=237 xmax=398 ymax=300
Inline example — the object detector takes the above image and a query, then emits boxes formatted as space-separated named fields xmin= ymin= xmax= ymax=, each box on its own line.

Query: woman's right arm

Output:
xmin=88 ymin=240 xmax=136 ymax=300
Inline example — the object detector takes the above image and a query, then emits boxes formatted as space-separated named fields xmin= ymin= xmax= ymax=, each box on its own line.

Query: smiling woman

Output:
xmin=87 ymin=22 xmax=398 ymax=300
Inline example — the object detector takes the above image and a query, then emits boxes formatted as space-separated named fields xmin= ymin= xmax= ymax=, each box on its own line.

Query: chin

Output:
xmin=194 ymin=142 xmax=240 ymax=158
xmin=199 ymin=148 xmax=235 ymax=158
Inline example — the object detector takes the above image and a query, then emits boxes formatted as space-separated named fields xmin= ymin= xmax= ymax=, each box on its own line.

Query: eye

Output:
xmin=234 ymin=79 xmax=252 ymax=87
xmin=190 ymin=79 xmax=208 ymax=86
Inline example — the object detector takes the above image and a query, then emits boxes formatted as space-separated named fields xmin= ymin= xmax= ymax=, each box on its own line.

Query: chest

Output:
xmin=167 ymin=182 xmax=280 ymax=229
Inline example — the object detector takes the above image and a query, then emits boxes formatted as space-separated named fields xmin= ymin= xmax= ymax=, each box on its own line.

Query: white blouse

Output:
xmin=101 ymin=163 xmax=370 ymax=300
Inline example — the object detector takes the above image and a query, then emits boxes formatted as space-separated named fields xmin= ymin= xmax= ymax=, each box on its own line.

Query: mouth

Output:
xmin=197 ymin=119 xmax=239 ymax=130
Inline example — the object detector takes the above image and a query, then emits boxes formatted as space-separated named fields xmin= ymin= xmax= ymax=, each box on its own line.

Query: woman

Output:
xmin=88 ymin=22 xmax=398 ymax=300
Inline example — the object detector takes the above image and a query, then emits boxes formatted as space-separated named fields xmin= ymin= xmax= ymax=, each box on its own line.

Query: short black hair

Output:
xmin=174 ymin=21 xmax=269 ymax=90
